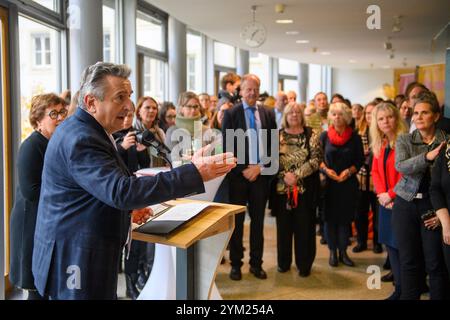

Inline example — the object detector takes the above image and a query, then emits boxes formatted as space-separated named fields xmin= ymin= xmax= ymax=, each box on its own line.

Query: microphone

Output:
xmin=138 ymin=130 xmax=171 ymax=154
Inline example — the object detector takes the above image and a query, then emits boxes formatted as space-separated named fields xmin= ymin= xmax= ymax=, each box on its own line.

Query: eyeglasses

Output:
xmin=166 ymin=115 xmax=176 ymax=119
xmin=48 ymin=109 xmax=68 ymax=120
xmin=184 ymin=104 xmax=200 ymax=110
xmin=287 ymin=111 xmax=302 ymax=115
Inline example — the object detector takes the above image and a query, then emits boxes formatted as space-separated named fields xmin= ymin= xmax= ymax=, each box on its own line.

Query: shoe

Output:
xmin=385 ymin=290 xmax=401 ymax=300
xmin=329 ymin=250 xmax=338 ymax=267
xmin=277 ymin=266 xmax=290 ymax=273
xmin=125 ymin=274 xmax=140 ymax=300
xmin=229 ymin=267 xmax=242 ymax=281
xmin=249 ymin=267 xmax=267 ymax=279
xmin=373 ymin=244 xmax=383 ymax=254
xmin=320 ymin=237 xmax=327 ymax=245
xmin=352 ymin=243 xmax=367 ymax=253
xmin=339 ymin=250 xmax=355 ymax=267
xmin=381 ymin=271 xmax=394 ymax=282
xmin=298 ymin=270 xmax=311 ymax=277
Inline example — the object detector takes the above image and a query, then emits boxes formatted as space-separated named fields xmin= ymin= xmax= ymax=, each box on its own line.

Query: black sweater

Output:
xmin=430 ymin=145 xmax=450 ymax=212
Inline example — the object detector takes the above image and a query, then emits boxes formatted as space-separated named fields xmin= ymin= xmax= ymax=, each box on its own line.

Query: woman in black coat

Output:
xmin=320 ymin=102 xmax=364 ymax=267
xmin=10 ymin=93 xmax=67 ymax=299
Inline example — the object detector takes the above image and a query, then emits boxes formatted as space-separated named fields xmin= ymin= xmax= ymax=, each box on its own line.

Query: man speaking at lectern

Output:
xmin=32 ymin=62 xmax=236 ymax=300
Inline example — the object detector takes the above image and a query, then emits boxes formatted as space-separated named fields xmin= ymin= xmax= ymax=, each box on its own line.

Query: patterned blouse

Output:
xmin=276 ymin=128 xmax=322 ymax=194
xmin=357 ymin=127 xmax=374 ymax=192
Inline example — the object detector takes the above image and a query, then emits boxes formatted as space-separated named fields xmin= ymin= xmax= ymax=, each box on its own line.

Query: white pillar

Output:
xmin=298 ymin=63 xmax=309 ymax=103
xmin=205 ymin=36 xmax=215 ymax=95
xmin=69 ymin=0 xmax=103 ymax=94
xmin=270 ymin=57 xmax=279 ymax=96
xmin=236 ymin=48 xmax=249 ymax=76
xmin=168 ymin=16 xmax=187 ymax=104
xmin=123 ymin=0 xmax=138 ymax=102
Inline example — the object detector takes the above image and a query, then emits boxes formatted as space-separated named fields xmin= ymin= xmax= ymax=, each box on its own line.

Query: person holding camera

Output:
xmin=392 ymin=91 xmax=449 ymax=300
xmin=133 ymin=96 xmax=166 ymax=168
xmin=430 ymin=136 xmax=450 ymax=279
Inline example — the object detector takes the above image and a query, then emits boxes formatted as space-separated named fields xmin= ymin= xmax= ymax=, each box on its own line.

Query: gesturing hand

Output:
xmin=426 ymin=142 xmax=445 ymax=162
xmin=192 ymin=144 xmax=237 ymax=182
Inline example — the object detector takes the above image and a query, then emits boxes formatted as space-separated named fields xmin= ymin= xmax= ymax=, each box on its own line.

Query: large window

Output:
xmin=308 ymin=64 xmax=323 ymax=101
xmin=102 ymin=0 xmax=117 ymax=63
xmin=32 ymin=0 xmax=60 ymax=12
xmin=214 ymin=41 xmax=236 ymax=69
xmin=249 ymin=52 xmax=270 ymax=94
xmin=19 ymin=16 xmax=60 ymax=141
xmin=279 ymin=58 xmax=298 ymax=95
xmin=186 ymin=31 xmax=203 ymax=93
xmin=141 ymin=55 xmax=167 ymax=103
xmin=32 ymin=34 xmax=51 ymax=67
xmin=136 ymin=10 xmax=165 ymax=52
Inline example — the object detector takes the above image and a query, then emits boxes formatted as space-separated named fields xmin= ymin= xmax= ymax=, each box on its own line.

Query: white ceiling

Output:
xmin=147 ymin=0 xmax=450 ymax=69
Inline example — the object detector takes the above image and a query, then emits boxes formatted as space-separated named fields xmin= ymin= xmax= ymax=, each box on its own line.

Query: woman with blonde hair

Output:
xmin=370 ymin=102 xmax=407 ymax=299
xmin=273 ymin=103 xmax=322 ymax=276
xmin=320 ymin=103 xmax=364 ymax=267
xmin=354 ymin=101 xmax=382 ymax=253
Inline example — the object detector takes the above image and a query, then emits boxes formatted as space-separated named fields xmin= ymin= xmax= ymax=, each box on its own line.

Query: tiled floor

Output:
xmin=7 ymin=214 xmax=399 ymax=300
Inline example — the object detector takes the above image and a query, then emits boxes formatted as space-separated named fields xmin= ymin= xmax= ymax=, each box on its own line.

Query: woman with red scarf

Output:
xmin=320 ymin=102 xmax=365 ymax=267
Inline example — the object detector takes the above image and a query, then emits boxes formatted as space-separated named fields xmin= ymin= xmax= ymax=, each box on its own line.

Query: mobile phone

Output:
xmin=421 ymin=210 xmax=436 ymax=221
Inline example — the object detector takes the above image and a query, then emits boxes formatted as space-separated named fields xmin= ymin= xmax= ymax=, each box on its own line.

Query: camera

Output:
xmin=134 ymin=130 xmax=149 ymax=146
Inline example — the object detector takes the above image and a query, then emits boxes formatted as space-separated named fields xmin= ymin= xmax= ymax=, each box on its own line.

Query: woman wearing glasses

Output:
xmin=158 ymin=102 xmax=177 ymax=133
xmin=393 ymin=91 xmax=449 ymax=299
xmin=272 ymin=103 xmax=322 ymax=277
xmin=166 ymin=92 xmax=217 ymax=164
xmin=10 ymin=93 xmax=67 ymax=300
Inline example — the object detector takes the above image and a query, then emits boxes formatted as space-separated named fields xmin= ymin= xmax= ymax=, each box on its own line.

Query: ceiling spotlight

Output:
xmin=389 ymin=53 xmax=395 ymax=59
xmin=312 ymin=47 xmax=318 ymax=53
xmin=296 ymin=40 xmax=309 ymax=44
xmin=382 ymin=65 xmax=391 ymax=69
xmin=384 ymin=41 xmax=392 ymax=50
xmin=276 ymin=19 xmax=293 ymax=24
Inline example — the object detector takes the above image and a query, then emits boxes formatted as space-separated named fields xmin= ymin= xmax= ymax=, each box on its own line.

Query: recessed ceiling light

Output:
xmin=276 ymin=19 xmax=293 ymax=24
xmin=286 ymin=31 xmax=299 ymax=35
xmin=296 ymin=40 xmax=309 ymax=44
xmin=321 ymin=51 xmax=331 ymax=55
xmin=349 ymin=59 xmax=357 ymax=63
xmin=382 ymin=65 xmax=391 ymax=69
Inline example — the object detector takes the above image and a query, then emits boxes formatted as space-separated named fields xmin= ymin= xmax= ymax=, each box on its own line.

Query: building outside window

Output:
xmin=102 ymin=0 xmax=116 ymax=62
xmin=32 ymin=34 xmax=51 ymax=67
xmin=249 ymin=52 xmax=270 ymax=94
xmin=186 ymin=31 xmax=202 ymax=93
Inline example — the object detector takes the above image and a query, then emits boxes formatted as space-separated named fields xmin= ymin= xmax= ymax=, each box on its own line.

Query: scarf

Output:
xmin=327 ymin=125 xmax=353 ymax=146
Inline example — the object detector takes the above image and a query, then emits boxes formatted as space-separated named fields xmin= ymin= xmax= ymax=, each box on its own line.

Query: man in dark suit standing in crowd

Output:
xmin=222 ymin=74 xmax=277 ymax=281
xmin=32 ymin=62 xmax=236 ymax=300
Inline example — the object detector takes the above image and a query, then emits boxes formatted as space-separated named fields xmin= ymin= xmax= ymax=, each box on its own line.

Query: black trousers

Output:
xmin=386 ymin=245 xmax=401 ymax=296
xmin=324 ymin=222 xmax=350 ymax=252
xmin=444 ymin=243 xmax=450 ymax=278
xmin=274 ymin=194 xmax=316 ymax=273
xmin=355 ymin=190 xmax=379 ymax=246
xmin=392 ymin=196 xmax=449 ymax=300
xmin=228 ymin=173 xmax=268 ymax=269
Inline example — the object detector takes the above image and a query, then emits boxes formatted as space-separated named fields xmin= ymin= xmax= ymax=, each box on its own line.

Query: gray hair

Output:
xmin=78 ymin=62 xmax=131 ymax=109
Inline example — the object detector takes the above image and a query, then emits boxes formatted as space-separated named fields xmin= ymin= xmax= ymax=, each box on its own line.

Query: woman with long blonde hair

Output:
xmin=370 ymin=102 xmax=407 ymax=300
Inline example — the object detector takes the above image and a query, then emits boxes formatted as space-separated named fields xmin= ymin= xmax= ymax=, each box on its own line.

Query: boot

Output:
xmin=339 ymin=250 xmax=355 ymax=267
xmin=329 ymin=250 xmax=338 ymax=267
xmin=125 ymin=273 xmax=140 ymax=300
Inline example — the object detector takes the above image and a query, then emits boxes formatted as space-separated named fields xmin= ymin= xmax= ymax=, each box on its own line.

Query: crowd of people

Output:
xmin=8 ymin=65 xmax=450 ymax=300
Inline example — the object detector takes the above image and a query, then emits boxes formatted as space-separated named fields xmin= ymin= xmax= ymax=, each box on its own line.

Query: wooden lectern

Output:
xmin=132 ymin=198 xmax=245 ymax=300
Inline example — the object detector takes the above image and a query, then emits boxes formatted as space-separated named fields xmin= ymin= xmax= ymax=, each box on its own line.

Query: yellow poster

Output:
xmin=418 ymin=64 xmax=445 ymax=106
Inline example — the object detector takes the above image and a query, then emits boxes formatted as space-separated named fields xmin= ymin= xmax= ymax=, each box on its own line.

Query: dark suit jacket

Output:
xmin=10 ymin=131 xmax=48 ymax=290
xmin=32 ymin=108 xmax=205 ymax=299
xmin=221 ymin=103 xmax=277 ymax=174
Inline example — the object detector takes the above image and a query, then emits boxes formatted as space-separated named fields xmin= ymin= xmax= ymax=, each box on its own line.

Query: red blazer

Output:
xmin=371 ymin=142 xmax=402 ymax=199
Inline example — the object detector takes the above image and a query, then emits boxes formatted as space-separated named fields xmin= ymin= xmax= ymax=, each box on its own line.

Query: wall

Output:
xmin=332 ymin=68 xmax=393 ymax=105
